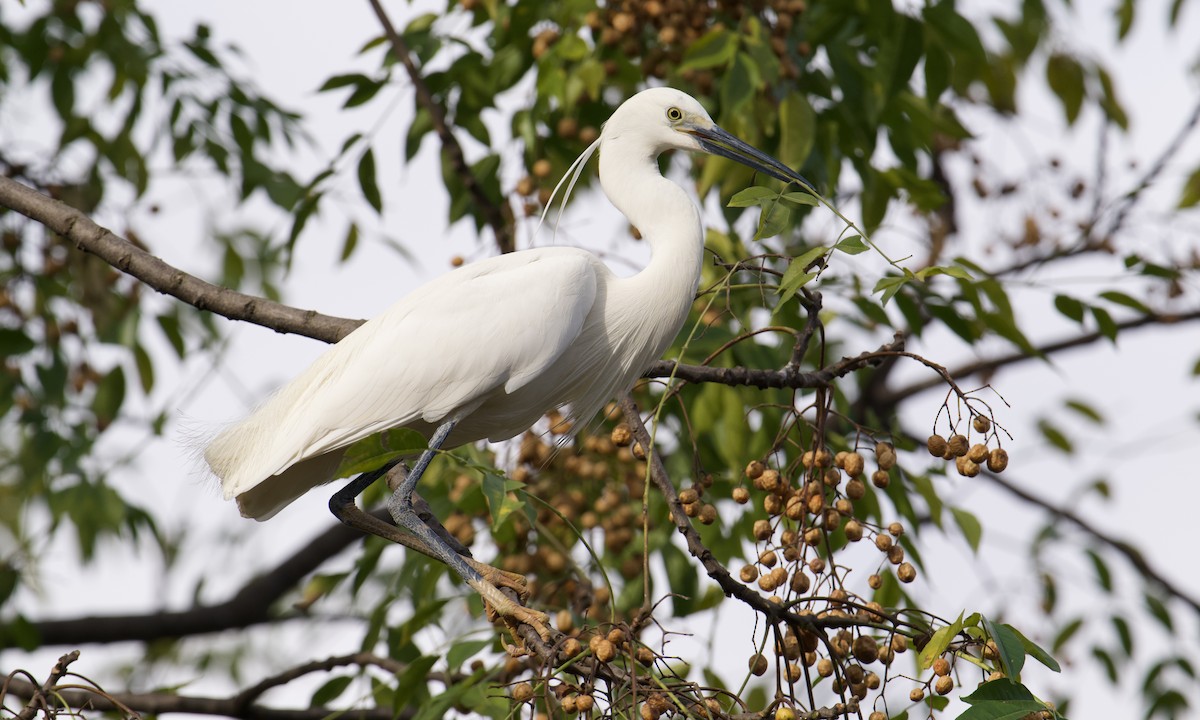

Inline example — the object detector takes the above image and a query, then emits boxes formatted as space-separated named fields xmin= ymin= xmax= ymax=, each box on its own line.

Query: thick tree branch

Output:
xmin=879 ymin=309 xmax=1200 ymax=406
xmin=984 ymin=471 xmax=1200 ymax=616
xmin=645 ymin=332 xmax=906 ymax=389
xmin=365 ymin=0 xmax=514 ymax=254
xmin=0 ymin=175 xmax=359 ymax=344
xmin=24 ymin=510 xmax=395 ymax=646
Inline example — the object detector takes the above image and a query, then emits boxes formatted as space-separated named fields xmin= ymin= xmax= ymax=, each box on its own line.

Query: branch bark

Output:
xmin=0 ymin=174 xmax=359 ymax=344
xmin=25 ymin=511 xmax=394 ymax=646
xmin=365 ymin=0 xmax=514 ymax=254
xmin=985 ymin=471 xmax=1200 ymax=616
xmin=879 ymin=309 xmax=1200 ymax=406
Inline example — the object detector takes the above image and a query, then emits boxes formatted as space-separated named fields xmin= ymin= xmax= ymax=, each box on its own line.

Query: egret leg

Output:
xmin=386 ymin=420 xmax=551 ymax=641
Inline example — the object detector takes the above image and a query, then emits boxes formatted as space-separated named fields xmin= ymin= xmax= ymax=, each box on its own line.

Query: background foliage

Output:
xmin=2 ymin=1 xmax=1199 ymax=719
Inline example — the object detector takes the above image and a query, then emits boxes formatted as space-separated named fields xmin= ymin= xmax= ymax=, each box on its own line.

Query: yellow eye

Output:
xmin=666 ymin=106 xmax=683 ymax=122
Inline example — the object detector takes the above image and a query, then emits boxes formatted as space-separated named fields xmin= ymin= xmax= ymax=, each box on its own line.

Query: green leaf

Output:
xmin=720 ymin=52 xmax=756 ymax=114
xmin=1145 ymin=592 xmax=1173 ymax=630
xmin=1116 ymin=0 xmax=1135 ymax=40
xmin=1053 ymin=617 xmax=1084 ymax=652
xmin=336 ymin=428 xmax=428 ymax=477
xmin=919 ymin=612 xmax=964 ymax=670
xmin=727 ymin=186 xmax=775 ymax=207
xmin=1091 ymin=306 xmax=1119 ymax=341
xmin=778 ymin=246 xmax=827 ymax=296
xmin=781 ymin=191 xmax=819 ymax=207
xmin=950 ymin=507 xmax=982 ymax=553
xmin=481 ymin=471 xmax=524 ymax=529
xmin=393 ymin=655 xmax=438 ymax=710
xmin=959 ymin=679 xmax=1046 ymax=719
xmin=446 ymin=638 xmax=492 ymax=669
xmin=318 ymin=73 xmax=370 ymax=92
xmin=1053 ymin=294 xmax=1086 ymax=323
xmin=834 ymin=235 xmax=868 ymax=255
xmin=1096 ymin=65 xmax=1129 ymax=129
xmin=1064 ymin=398 xmax=1104 ymax=425
xmin=1007 ymin=625 xmax=1061 ymax=673
xmin=1086 ymin=549 xmax=1113 ymax=592
xmin=311 ymin=676 xmax=354 ymax=706
xmin=357 ymin=148 xmax=382 ymax=213
xmin=1179 ymin=168 xmax=1200 ymax=208
xmin=779 ymin=93 xmax=815 ymax=172
xmin=873 ymin=275 xmax=909 ymax=305
xmin=340 ymin=222 xmax=359 ymax=262
xmin=679 ymin=28 xmax=737 ymax=71
xmin=1111 ymin=614 xmax=1133 ymax=657
xmin=1046 ymin=53 xmax=1085 ymax=125
xmin=1098 ymin=290 xmax=1151 ymax=314
xmin=133 ymin=343 xmax=154 ymax=394
xmin=983 ymin=618 xmax=1026 ymax=678
xmin=0 ymin=328 xmax=36 ymax=355
xmin=92 ymin=366 xmax=127 ymax=427
xmin=1037 ymin=419 xmax=1073 ymax=454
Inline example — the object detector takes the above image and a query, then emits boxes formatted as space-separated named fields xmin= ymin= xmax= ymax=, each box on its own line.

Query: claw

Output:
xmin=468 ymin=577 xmax=553 ymax=644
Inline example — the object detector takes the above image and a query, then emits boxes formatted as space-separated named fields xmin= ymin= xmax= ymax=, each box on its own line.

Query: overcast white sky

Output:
xmin=4 ymin=1 xmax=1200 ymax=718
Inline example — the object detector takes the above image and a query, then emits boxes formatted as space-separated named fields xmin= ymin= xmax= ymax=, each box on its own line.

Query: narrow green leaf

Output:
xmin=335 ymin=428 xmax=428 ymax=477
xmin=778 ymin=246 xmax=827 ymax=296
xmin=318 ymin=73 xmax=370 ymax=92
xmin=1046 ymin=53 xmax=1085 ymax=125
xmin=1092 ymin=306 xmax=1119 ymax=341
xmin=834 ymin=235 xmax=868 ymax=255
xmin=1086 ymin=549 xmax=1113 ymax=592
xmin=781 ymin=191 xmax=819 ymax=207
xmin=983 ymin=618 xmax=1027 ymax=678
xmin=1145 ymin=592 xmax=1173 ymax=630
xmin=340 ymin=222 xmax=360 ymax=262
xmin=1179 ymin=168 xmax=1200 ymax=208
xmin=1098 ymin=290 xmax=1151 ymax=314
xmin=919 ymin=612 xmax=964 ymax=670
xmin=950 ymin=507 xmax=982 ymax=553
xmin=311 ymin=676 xmax=353 ymax=706
xmin=1037 ymin=419 xmax=1073 ymax=454
xmin=679 ymin=28 xmax=737 ymax=71
xmin=446 ymin=638 xmax=492 ymax=669
xmin=133 ymin=343 xmax=154 ymax=394
xmin=1111 ymin=614 xmax=1133 ymax=657
xmin=357 ymin=148 xmax=382 ymax=213
xmin=1053 ymin=294 xmax=1086 ymax=323
xmin=727 ymin=186 xmax=775 ymax=207
xmin=1053 ymin=617 xmax=1084 ymax=653
xmin=1116 ymin=0 xmax=1135 ymax=40
xmin=1007 ymin=625 xmax=1062 ymax=673
xmin=1064 ymin=398 xmax=1104 ymax=425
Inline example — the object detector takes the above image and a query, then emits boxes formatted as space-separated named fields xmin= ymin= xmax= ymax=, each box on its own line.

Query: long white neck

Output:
xmin=598 ymin=138 xmax=704 ymax=306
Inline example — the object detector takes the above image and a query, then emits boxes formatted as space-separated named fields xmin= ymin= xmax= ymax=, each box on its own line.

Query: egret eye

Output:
xmin=666 ymin=106 xmax=683 ymax=122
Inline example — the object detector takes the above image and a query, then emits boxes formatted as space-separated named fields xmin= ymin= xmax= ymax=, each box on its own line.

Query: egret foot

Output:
xmin=464 ymin=558 xmax=531 ymax=601
xmin=469 ymin=576 xmax=552 ymax=642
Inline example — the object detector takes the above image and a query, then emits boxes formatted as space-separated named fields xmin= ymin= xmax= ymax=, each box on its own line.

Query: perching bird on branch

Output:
xmin=205 ymin=87 xmax=813 ymax=639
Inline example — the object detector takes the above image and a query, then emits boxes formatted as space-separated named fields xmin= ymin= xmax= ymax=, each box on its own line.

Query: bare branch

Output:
xmin=879 ymin=310 xmax=1200 ymax=406
xmin=0 ymin=175 xmax=359 ymax=343
xmin=985 ymin=471 xmax=1200 ymax=616
xmin=26 ymin=510 xmax=393 ymax=646
xmin=13 ymin=651 xmax=80 ymax=720
xmin=365 ymin=0 xmax=514 ymax=254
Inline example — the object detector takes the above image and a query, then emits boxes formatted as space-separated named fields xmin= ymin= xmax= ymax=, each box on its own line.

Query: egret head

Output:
xmin=602 ymin=87 xmax=813 ymax=191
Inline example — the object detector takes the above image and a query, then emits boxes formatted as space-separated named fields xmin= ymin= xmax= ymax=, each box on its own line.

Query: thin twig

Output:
xmin=365 ymin=0 xmax=514 ymax=254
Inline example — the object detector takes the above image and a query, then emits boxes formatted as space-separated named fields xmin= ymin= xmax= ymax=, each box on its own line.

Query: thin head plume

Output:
xmin=535 ymin=136 xmax=603 ymax=242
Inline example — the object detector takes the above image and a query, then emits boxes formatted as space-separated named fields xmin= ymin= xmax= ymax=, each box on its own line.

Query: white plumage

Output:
xmin=205 ymin=87 xmax=810 ymax=531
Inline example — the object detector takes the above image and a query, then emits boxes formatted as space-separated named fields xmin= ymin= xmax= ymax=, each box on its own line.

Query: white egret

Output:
xmin=204 ymin=87 xmax=811 ymax=639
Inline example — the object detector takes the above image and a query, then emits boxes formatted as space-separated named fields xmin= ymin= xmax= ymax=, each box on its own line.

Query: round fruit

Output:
xmin=947 ymin=434 xmax=969 ymax=457
xmin=927 ymin=434 xmax=948 ymax=457
xmin=973 ymin=415 xmax=992 ymax=433
xmin=512 ymin=682 xmax=534 ymax=702
xmin=749 ymin=653 xmax=769 ymax=676
xmin=897 ymin=562 xmax=917 ymax=583
xmin=988 ymin=448 xmax=1009 ymax=473
xmin=967 ymin=443 xmax=989 ymax=463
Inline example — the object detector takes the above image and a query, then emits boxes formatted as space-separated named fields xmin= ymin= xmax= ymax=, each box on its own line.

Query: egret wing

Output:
xmin=240 ymin=249 xmax=600 ymax=487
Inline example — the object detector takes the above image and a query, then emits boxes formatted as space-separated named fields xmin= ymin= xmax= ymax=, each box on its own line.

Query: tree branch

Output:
xmin=24 ymin=511 xmax=395 ymax=646
xmin=879 ymin=309 xmax=1200 ymax=406
xmin=365 ymin=0 xmax=514 ymax=254
xmin=984 ymin=471 xmax=1200 ymax=616
xmin=0 ymin=175 xmax=360 ymax=344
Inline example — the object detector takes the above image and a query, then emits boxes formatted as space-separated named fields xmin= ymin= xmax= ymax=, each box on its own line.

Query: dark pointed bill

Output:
xmin=687 ymin=124 xmax=815 ymax=194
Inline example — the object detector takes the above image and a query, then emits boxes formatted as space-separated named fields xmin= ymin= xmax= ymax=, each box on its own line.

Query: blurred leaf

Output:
xmin=1145 ymin=592 xmax=1174 ymax=630
xmin=679 ymin=28 xmax=737 ymax=71
xmin=336 ymin=428 xmax=428 ymax=477
xmin=950 ymin=507 xmax=982 ymax=553
xmin=357 ymin=148 xmax=382 ymax=213
xmin=1046 ymin=53 xmax=1085 ymax=124
xmin=311 ymin=676 xmax=353 ymax=706
xmin=1053 ymin=294 xmax=1086 ymax=323
xmin=1179 ymin=168 xmax=1200 ymax=208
